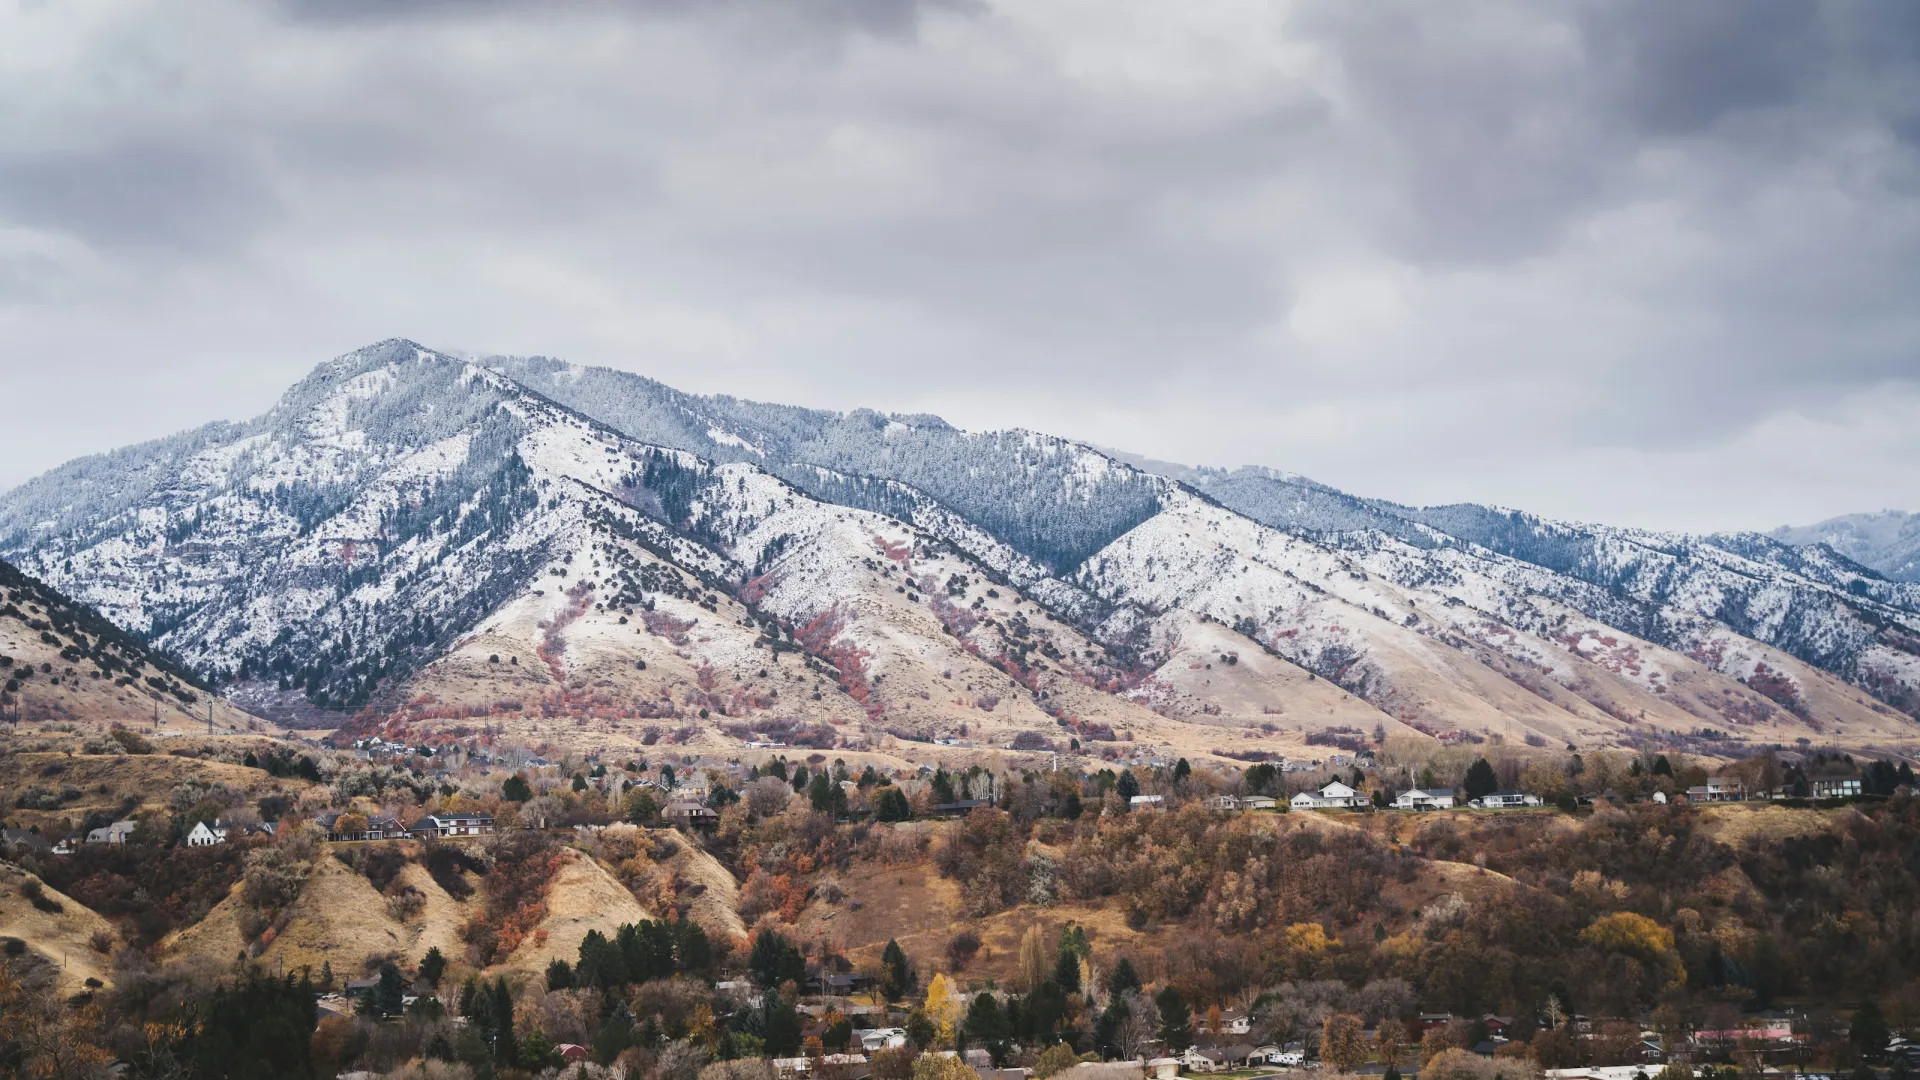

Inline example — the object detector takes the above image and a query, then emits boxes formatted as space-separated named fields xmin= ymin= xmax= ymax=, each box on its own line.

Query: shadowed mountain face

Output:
xmin=3 ymin=339 xmax=1919 ymax=755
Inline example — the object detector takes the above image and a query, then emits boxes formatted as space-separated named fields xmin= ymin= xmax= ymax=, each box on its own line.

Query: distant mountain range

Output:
xmin=1770 ymin=510 xmax=1920 ymax=584
xmin=2 ymin=339 xmax=1916 ymax=757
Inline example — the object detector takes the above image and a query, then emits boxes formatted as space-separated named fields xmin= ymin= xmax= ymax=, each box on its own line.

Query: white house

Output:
xmin=1291 ymin=781 xmax=1365 ymax=810
xmin=186 ymin=820 xmax=230 ymax=846
xmin=85 ymin=820 xmax=138 ymax=845
xmin=1129 ymin=794 xmax=1165 ymax=810
xmin=1471 ymin=790 xmax=1542 ymax=809
xmin=1205 ymin=795 xmax=1279 ymax=811
xmin=1393 ymin=788 xmax=1457 ymax=810
xmin=1686 ymin=777 xmax=1746 ymax=802
xmin=408 ymin=812 xmax=495 ymax=837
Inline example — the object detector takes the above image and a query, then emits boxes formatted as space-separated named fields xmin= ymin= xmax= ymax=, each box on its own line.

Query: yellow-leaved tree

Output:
xmin=1579 ymin=911 xmax=1686 ymax=988
xmin=925 ymin=973 xmax=963 ymax=1047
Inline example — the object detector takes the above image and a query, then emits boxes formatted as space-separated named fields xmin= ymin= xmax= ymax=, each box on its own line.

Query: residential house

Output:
xmin=1129 ymin=794 xmax=1165 ymax=810
xmin=322 ymin=813 xmax=406 ymax=841
xmin=1471 ymin=790 xmax=1542 ymax=809
xmin=186 ymin=820 xmax=230 ymax=846
xmin=85 ymin=820 xmax=138 ymax=845
xmin=1392 ymin=788 xmax=1457 ymax=811
xmin=861 ymin=1028 xmax=909 ymax=1052
xmin=1810 ymin=776 xmax=1863 ymax=799
xmin=664 ymin=800 xmax=719 ymax=828
xmin=1685 ymin=777 xmax=1745 ymax=802
xmin=557 ymin=1044 xmax=591 ymax=1063
xmin=1204 ymin=795 xmax=1278 ymax=811
xmin=0 ymin=829 xmax=50 ymax=855
xmin=1183 ymin=1045 xmax=1257 ymax=1072
xmin=408 ymin=812 xmax=495 ymax=837
xmin=1290 ymin=781 xmax=1365 ymax=810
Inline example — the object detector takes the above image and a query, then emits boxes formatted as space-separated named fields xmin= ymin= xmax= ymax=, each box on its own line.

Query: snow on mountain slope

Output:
xmin=1131 ymin=463 xmax=1920 ymax=722
xmin=1068 ymin=490 xmax=1912 ymax=750
xmin=1772 ymin=510 xmax=1920 ymax=583
xmin=4 ymin=338 xmax=1919 ymax=758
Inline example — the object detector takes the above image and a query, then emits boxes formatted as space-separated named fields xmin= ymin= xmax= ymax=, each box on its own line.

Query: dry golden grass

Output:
xmin=496 ymin=848 xmax=651 ymax=978
xmin=0 ymin=862 xmax=122 ymax=994
xmin=653 ymin=831 xmax=746 ymax=942
xmin=0 ymin=750 xmax=317 ymax=830
xmin=1695 ymin=802 xmax=1843 ymax=845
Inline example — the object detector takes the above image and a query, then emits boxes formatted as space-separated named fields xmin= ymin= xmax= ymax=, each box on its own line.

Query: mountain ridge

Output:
xmin=2 ymin=339 xmax=1917 ymax=756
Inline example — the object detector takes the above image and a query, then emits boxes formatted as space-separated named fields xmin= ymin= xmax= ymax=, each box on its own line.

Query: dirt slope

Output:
xmin=0 ymin=862 xmax=122 ymax=994
xmin=497 ymin=848 xmax=652 ymax=978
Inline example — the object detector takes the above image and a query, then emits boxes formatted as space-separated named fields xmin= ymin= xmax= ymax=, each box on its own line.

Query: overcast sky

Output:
xmin=3 ymin=0 xmax=1918 ymax=532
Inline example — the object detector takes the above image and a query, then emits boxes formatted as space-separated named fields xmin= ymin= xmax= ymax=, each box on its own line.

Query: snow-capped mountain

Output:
xmin=3 ymin=339 xmax=1918 ymax=756
xmin=1772 ymin=510 xmax=1920 ymax=584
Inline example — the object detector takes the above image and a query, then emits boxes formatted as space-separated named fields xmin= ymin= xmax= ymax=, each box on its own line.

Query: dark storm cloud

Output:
xmin=2 ymin=0 xmax=1919 ymax=532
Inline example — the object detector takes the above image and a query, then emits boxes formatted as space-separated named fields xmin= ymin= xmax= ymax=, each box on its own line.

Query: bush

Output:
xmin=946 ymin=930 xmax=982 ymax=972
xmin=19 ymin=877 xmax=63 ymax=914
xmin=109 ymin=728 xmax=154 ymax=755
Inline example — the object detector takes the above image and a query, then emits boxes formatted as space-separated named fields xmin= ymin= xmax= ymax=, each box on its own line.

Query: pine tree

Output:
xmin=489 ymin=978 xmax=517 ymax=1062
xmin=1156 ymin=986 xmax=1193 ymax=1052
xmin=374 ymin=961 xmax=405 ymax=1018
xmin=881 ymin=939 xmax=914 ymax=1001
xmin=1106 ymin=958 xmax=1141 ymax=997
xmin=1464 ymin=758 xmax=1498 ymax=800
xmin=418 ymin=947 xmax=446 ymax=988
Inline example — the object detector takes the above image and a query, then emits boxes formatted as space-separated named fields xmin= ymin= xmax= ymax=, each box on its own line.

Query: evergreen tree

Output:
xmin=502 ymin=774 xmax=533 ymax=802
xmin=374 ymin=961 xmax=405 ymax=1018
xmin=1854 ymin=1000 xmax=1890 ymax=1059
xmin=186 ymin=965 xmax=321 ymax=1080
xmin=965 ymin=992 xmax=1013 ymax=1065
xmin=418 ymin=946 xmax=446 ymax=988
xmin=1156 ymin=986 xmax=1193 ymax=1052
xmin=489 ymin=978 xmax=518 ymax=1062
xmin=762 ymin=994 xmax=804 ymax=1056
xmin=875 ymin=787 xmax=913 ymax=822
xmin=547 ymin=958 xmax=575 ymax=991
xmin=882 ymin=939 xmax=915 ymax=1000
xmin=1463 ymin=758 xmax=1498 ymax=800
xmin=1116 ymin=770 xmax=1140 ymax=803
xmin=750 ymin=930 xmax=806 ymax=991
xmin=1106 ymin=958 xmax=1141 ymax=997
xmin=1052 ymin=948 xmax=1081 ymax=994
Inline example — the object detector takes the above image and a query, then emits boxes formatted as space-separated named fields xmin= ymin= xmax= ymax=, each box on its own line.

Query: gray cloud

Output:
xmin=0 ymin=0 xmax=1917 ymax=533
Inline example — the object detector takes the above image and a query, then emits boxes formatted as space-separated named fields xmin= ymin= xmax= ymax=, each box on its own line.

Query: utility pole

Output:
xmin=208 ymin=697 xmax=214 ymax=737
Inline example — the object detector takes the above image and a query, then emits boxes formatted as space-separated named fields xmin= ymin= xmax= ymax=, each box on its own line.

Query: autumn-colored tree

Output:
xmin=1032 ymin=1043 xmax=1080 ymax=1079
xmin=1018 ymin=925 xmax=1049 ymax=992
xmin=1420 ymin=1027 xmax=1457 ymax=1066
xmin=911 ymin=1052 xmax=984 ymax=1080
xmin=925 ymin=973 xmax=963 ymax=1047
xmin=1376 ymin=1016 xmax=1407 ymax=1068
xmin=0 ymin=964 xmax=113 ymax=1078
xmin=1323 ymin=1013 xmax=1369 ymax=1073
xmin=1580 ymin=911 xmax=1686 ymax=991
